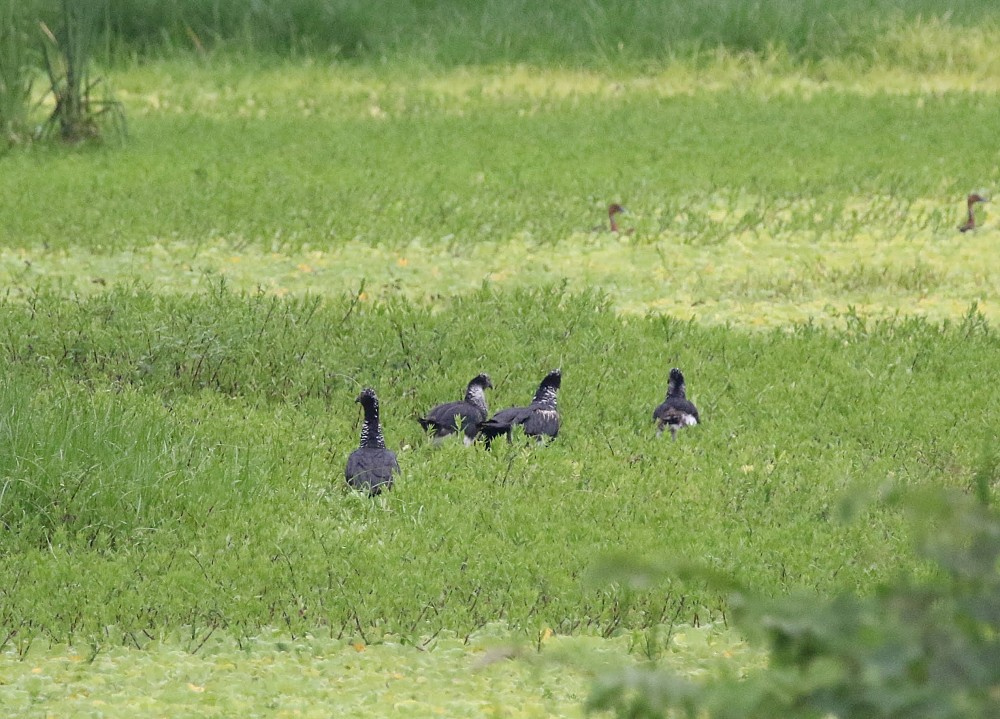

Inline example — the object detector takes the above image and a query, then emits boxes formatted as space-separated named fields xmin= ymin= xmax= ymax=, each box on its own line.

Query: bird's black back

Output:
xmin=419 ymin=400 xmax=486 ymax=438
xmin=419 ymin=374 xmax=492 ymax=440
xmin=523 ymin=406 xmax=560 ymax=439
xmin=479 ymin=369 xmax=561 ymax=446
xmin=653 ymin=396 xmax=700 ymax=424
xmin=345 ymin=447 xmax=399 ymax=496
xmin=653 ymin=368 xmax=700 ymax=433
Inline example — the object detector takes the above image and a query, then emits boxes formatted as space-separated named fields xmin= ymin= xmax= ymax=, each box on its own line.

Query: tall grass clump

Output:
xmin=105 ymin=0 xmax=373 ymax=58
xmin=0 ymin=374 xmax=272 ymax=548
xmin=38 ymin=0 xmax=125 ymax=142
xmin=0 ymin=1 xmax=34 ymax=146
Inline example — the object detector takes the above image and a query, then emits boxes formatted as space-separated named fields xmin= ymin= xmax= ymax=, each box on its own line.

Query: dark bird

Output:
xmin=479 ymin=369 xmax=561 ymax=447
xmin=959 ymin=193 xmax=988 ymax=232
xmin=345 ymin=388 xmax=399 ymax=496
xmin=608 ymin=203 xmax=628 ymax=233
xmin=653 ymin=368 xmax=700 ymax=440
xmin=418 ymin=373 xmax=493 ymax=445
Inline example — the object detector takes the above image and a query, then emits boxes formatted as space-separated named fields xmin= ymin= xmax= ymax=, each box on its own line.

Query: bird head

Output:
xmin=470 ymin=373 xmax=494 ymax=390
xmin=968 ymin=193 xmax=989 ymax=205
xmin=356 ymin=387 xmax=379 ymax=410
xmin=608 ymin=203 xmax=628 ymax=217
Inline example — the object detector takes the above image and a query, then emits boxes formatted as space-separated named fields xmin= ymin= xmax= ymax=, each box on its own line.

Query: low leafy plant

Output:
xmin=587 ymin=473 xmax=1000 ymax=719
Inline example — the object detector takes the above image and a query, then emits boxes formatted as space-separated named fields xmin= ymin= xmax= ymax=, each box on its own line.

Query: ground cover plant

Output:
xmin=0 ymin=624 xmax=760 ymax=718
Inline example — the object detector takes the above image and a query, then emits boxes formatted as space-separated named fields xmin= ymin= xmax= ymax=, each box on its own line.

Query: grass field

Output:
xmin=2 ymin=12 xmax=1000 ymax=717
xmin=2 ymin=60 xmax=999 ymax=326
xmin=2 ymin=287 xmax=998 ymax=714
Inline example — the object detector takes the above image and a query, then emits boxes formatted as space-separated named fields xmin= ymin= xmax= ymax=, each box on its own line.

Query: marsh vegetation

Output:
xmin=1 ymin=2 xmax=999 ymax=717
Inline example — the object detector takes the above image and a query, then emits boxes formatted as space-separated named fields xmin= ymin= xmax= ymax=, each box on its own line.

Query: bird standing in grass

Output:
xmin=418 ymin=373 xmax=493 ymax=445
xmin=479 ymin=369 xmax=561 ymax=447
xmin=607 ymin=203 xmax=628 ymax=233
xmin=959 ymin=193 xmax=988 ymax=232
xmin=346 ymin=388 xmax=399 ymax=496
xmin=653 ymin=368 xmax=700 ymax=440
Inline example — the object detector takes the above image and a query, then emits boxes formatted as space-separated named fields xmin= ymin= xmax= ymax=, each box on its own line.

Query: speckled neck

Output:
xmin=465 ymin=384 xmax=489 ymax=415
xmin=359 ymin=402 xmax=386 ymax=449
xmin=532 ymin=383 xmax=559 ymax=409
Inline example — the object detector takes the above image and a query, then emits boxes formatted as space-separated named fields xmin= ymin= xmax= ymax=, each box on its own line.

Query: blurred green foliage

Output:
xmin=588 ymin=476 xmax=1000 ymax=718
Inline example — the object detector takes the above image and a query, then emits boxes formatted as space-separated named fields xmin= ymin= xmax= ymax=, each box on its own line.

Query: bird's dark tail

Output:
xmin=478 ymin=420 xmax=511 ymax=448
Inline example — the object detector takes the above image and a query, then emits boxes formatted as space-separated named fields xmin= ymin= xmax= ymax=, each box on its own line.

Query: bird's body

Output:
xmin=346 ymin=388 xmax=399 ymax=496
xmin=419 ymin=373 xmax=493 ymax=445
xmin=479 ymin=369 xmax=561 ymax=446
xmin=653 ymin=368 xmax=699 ymax=440
xmin=959 ymin=193 xmax=988 ymax=232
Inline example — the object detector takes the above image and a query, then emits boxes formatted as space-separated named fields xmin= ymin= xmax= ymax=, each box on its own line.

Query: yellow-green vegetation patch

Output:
xmin=111 ymin=35 xmax=1000 ymax=124
xmin=0 ymin=625 xmax=756 ymax=718
xmin=3 ymin=192 xmax=996 ymax=328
